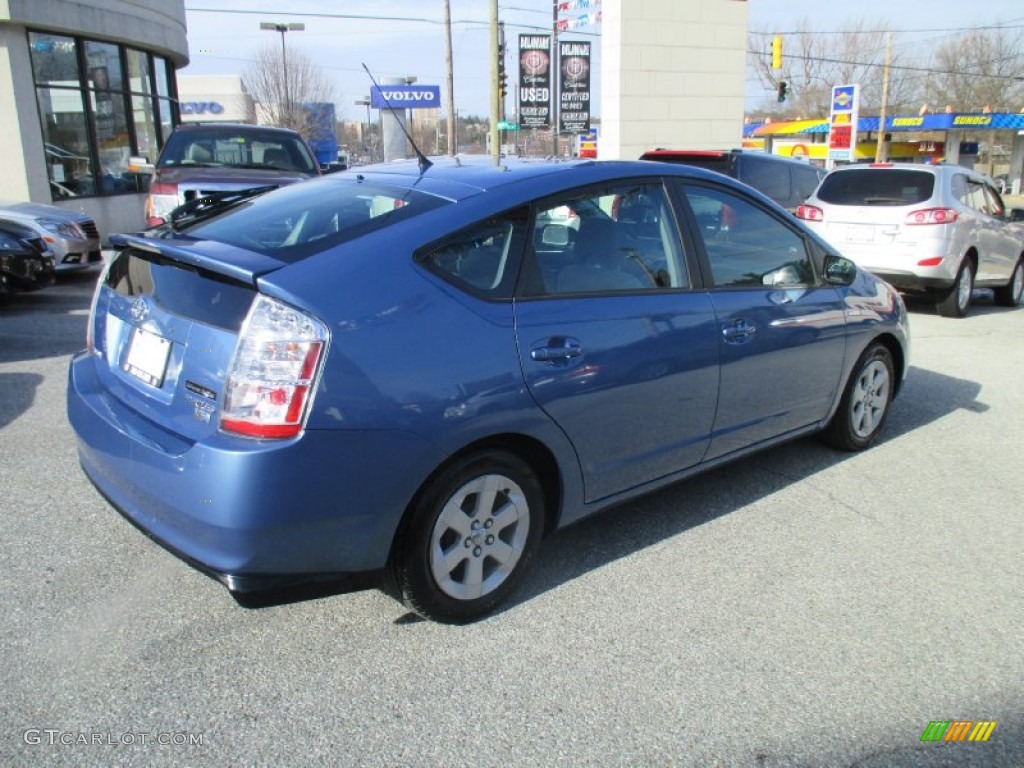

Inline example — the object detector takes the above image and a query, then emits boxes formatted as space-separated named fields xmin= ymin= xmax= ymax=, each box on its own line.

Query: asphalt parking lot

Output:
xmin=2 ymin=268 xmax=1022 ymax=767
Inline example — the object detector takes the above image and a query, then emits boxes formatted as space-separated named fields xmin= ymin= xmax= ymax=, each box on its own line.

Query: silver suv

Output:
xmin=797 ymin=163 xmax=1024 ymax=317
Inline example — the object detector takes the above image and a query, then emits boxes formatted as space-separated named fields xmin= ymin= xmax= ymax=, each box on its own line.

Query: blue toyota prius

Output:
xmin=68 ymin=157 xmax=908 ymax=622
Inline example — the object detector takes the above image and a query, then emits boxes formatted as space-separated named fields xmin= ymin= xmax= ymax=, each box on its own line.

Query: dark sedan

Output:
xmin=0 ymin=219 xmax=55 ymax=294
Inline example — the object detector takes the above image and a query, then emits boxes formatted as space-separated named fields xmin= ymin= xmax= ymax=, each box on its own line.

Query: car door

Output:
xmin=977 ymin=182 xmax=1020 ymax=283
xmin=677 ymin=182 xmax=848 ymax=460
xmin=514 ymin=180 xmax=720 ymax=502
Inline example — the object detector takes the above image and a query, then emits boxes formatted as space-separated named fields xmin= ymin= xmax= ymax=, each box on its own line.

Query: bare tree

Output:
xmin=242 ymin=44 xmax=336 ymax=140
xmin=924 ymin=27 xmax=1024 ymax=112
xmin=749 ymin=21 xmax=922 ymax=117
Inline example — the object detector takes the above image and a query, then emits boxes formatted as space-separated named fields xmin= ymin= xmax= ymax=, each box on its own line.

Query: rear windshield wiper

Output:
xmin=167 ymin=185 xmax=278 ymax=230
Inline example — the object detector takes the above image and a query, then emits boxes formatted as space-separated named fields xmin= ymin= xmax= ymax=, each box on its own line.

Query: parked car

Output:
xmin=640 ymin=149 xmax=826 ymax=212
xmin=0 ymin=218 xmax=56 ymax=294
xmin=0 ymin=201 xmax=101 ymax=271
xmin=68 ymin=157 xmax=908 ymax=623
xmin=129 ymin=122 xmax=320 ymax=227
xmin=797 ymin=163 xmax=1024 ymax=317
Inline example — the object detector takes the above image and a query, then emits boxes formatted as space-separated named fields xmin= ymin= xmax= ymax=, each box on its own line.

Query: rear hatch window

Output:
xmin=817 ymin=169 xmax=934 ymax=206
xmin=169 ymin=177 xmax=452 ymax=262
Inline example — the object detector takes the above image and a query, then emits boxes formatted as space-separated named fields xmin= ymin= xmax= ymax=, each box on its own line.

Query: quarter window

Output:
xmin=684 ymin=185 xmax=814 ymax=288
xmin=419 ymin=209 xmax=529 ymax=299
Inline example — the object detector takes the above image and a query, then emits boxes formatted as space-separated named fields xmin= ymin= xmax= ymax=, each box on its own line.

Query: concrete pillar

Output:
xmin=1007 ymin=132 xmax=1024 ymax=195
xmin=945 ymin=130 xmax=962 ymax=166
xmin=599 ymin=0 xmax=747 ymax=160
xmin=381 ymin=77 xmax=411 ymax=162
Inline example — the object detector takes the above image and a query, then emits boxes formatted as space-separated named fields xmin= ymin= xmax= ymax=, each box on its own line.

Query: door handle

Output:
xmin=531 ymin=337 xmax=583 ymax=363
xmin=722 ymin=319 xmax=756 ymax=344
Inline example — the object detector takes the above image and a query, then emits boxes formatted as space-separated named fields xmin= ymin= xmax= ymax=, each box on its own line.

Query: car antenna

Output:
xmin=362 ymin=63 xmax=433 ymax=174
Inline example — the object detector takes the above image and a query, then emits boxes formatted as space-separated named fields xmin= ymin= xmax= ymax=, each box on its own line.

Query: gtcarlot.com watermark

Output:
xmin=24 ymin=729 xmax=204 ymax=747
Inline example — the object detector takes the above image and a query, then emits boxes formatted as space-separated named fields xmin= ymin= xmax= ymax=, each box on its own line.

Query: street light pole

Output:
xmin=260 ymin=22 xmax=305 ymax=127
xmin=355 ymin=98 xmax=372 ymax=162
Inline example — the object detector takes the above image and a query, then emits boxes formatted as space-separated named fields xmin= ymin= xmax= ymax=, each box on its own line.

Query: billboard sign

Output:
xmin=370 ymin=84 xmax=441 ymax=110
xmin=519 ymin=34 xmax=551 ymax=128
xmin=828 ymin=84 xmax=860 ymax=162
xmin=559 ymin=40 xmax=590 ymax=133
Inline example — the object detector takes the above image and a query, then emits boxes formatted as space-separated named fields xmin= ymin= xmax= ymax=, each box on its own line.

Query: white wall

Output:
xmin=600 ymin=0 xmax=747 ymax=160
xmin=177 ymin=75 xmax=256 ymax=123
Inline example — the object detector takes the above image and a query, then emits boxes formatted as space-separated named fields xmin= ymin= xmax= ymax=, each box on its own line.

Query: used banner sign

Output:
xmin=519 ymin=34 xmax=551 ymax=129
xmin=559 ymin=40 xmax=590 ymax=134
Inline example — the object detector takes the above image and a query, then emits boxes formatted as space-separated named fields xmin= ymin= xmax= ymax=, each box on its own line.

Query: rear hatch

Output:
xmin=89 ymin=240 xmax=284 ymax=443
xmin=812 ymin=168 xmax=945 ymax=251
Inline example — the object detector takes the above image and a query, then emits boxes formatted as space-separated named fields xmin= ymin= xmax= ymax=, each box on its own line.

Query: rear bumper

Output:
xmin=68 ymin=352 xmax=436 ymax=590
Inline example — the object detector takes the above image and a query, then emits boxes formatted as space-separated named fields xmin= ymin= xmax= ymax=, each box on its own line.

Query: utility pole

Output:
xmin=875 ymin=31 xmax=892 ymax=163
xmin=443 ymin=0 xmax=456 ymax=156
xmin=551 ymin=0 xmax=559 ymax=156
xmin=489 ymin=0 xmax=500 ymax=165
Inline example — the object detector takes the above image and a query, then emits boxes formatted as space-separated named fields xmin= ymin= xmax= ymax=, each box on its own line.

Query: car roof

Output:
xmin=171 ymin=122 xmax=304 ymax=137
xmin=330 ymin=156 xmax=740 ymax=202
xmin=640 ymin=148 xmax=818 ymax=168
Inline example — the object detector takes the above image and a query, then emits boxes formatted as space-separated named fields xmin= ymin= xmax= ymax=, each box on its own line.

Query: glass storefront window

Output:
xmin=29 ymin=32 xmax=178 ymax=200
xmin=126 ymin=49 xmax=153 ymax=94
xmin=154 ymin=56 xmax=171 ymax=99
xmin=84 ymin=41 xmax=124 ymax=91
xmin=132 ymin=94 xmax=159 ymax=165
xmin=35 ymin=86 xmax=96 ymax=199
xmin=29 ymin=33 xmax=81 ymax=86
xmin=88 ymin=90 xmax=141 ymax=194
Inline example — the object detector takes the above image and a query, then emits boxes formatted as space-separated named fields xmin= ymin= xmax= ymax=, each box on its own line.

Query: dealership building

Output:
xmin=0 ymin=0 xmax=188 ymax=238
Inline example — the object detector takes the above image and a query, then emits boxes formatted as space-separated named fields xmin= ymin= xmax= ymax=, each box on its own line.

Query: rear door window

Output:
xmin=792 ymin=165 xmax=824 ymax=202
xmin=740 ymin=156 xmax=790 ymax=203
xmin=817 ymin=169 xmax=934 ymax=205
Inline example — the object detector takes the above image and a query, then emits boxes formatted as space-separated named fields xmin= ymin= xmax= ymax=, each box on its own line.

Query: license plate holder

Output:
xmin=123 ymin=328 xmax=171 ymax=388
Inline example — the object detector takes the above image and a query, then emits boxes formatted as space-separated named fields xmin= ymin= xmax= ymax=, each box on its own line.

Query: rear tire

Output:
xmin=387 ymin=450 xmax=544 ymax=623
xmin=993 ymin=259 xmax=1024 ymax=308
xmin=821 ymin=343 xmax=894 ymax=452
xmin=936 ymin=260 xmax=974 ymax=318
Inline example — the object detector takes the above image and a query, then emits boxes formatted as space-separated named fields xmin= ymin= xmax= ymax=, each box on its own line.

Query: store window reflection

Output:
xmin=28 ymin=30 xmax=177 ymax=201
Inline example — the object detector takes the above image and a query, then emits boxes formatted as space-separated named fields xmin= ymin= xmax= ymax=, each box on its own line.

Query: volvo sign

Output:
xmin=370 ymin=85 xmax=441 ymax=109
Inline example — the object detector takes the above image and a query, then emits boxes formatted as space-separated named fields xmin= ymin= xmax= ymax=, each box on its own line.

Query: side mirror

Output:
xmin=127 ymin=157 xmax=155 ymax=175
xmin=320 ymin=161 xmax=348 ymax=174
xmin=823 ymin=254 xmax=856 ymax=286
xmin=1009 ymin=208 xmax=1024 ymax=223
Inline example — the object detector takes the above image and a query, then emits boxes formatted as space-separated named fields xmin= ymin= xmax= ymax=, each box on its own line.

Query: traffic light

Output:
xmin=777 ymin=81 xmax=788 ymax=103
xmin=497 ymin=41 xmax=507 ymax=99
xmin=771 ymin=35 xmax=783 ymax=70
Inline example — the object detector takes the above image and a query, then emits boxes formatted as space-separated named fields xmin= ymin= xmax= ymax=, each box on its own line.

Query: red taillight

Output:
xmin=917 ymin=257 xmax=944 ymax=267
xmin=221 ymin=295 xmax=328 ymax=439
xmin=150 ymin=181 xmax=177 ymax=196
xmin=145 ymin=181 xmax=179 ymax=228
xmin=796 ymin=204 xmax=823 ymax=222
xmin=904 ymin=208 xmax=958 ymax=225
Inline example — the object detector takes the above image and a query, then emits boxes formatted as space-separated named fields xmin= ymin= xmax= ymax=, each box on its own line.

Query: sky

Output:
xmin=180 ymin=0 xmax=1024 ymax=121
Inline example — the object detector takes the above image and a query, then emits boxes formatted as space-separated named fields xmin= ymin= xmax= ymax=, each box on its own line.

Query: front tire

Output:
xmin=388 ymin=451 xmax=544 ymax=623
xmin=936 ymin=260 xmax=974 ymax=318
xmin=821 ymin=343 xmax=895 ymax=452
xmin=993 ymin=259 xmax=1024 ymax=308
